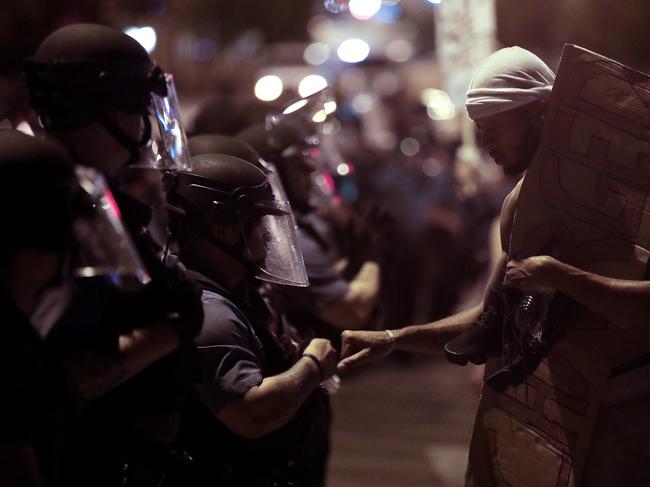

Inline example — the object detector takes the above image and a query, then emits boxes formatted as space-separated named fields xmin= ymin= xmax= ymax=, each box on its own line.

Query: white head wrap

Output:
xmin=465 ymin=46 xmax=555 ymax=120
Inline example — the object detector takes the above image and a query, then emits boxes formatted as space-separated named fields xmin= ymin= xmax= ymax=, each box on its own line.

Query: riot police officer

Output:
xmin=24 ymin=23 xmax=203 ymax=486
xmin=0 ymin=129 xmax=144 ymax=487
xmin=166 ymin=153 xmax=335 ymax=486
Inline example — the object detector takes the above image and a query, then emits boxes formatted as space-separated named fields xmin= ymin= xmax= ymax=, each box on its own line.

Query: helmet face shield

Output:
xmin=262 ymin=160 xmax=290 ymax=203
xmin=137 ymin=73 xmax=192 ymax=171
xmin=239 ymin=199 xmax=308 ymax=287
xmin=72 ymin=166 xmax=150 ymax=288
xmin=265 ymin=88 xmax=336 ymax=150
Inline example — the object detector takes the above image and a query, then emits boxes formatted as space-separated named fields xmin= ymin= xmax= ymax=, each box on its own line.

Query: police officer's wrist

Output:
xmin=301 ymin=353 xmax=325 ymax=382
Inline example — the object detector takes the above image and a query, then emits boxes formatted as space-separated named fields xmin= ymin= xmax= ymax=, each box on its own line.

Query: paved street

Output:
xmin=327 ymin=355 xmax=482 ymax=487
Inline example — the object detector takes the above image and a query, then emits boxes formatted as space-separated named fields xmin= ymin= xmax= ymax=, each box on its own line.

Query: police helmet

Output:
xmin=166 ymin=153 xmax=308 ymax=286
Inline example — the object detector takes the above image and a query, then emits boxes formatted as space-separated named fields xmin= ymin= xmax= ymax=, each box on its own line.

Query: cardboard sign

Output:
xmin=467 ymin=44 xmax=650 ymax=487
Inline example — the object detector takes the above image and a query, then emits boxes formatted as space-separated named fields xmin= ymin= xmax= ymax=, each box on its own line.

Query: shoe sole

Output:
xmin=444 ymin=346 xmax=487 ymax=366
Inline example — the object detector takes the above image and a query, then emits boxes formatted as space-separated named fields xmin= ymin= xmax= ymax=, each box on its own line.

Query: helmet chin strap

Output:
xmin=99 ymin=110 xmax=152 ymax=167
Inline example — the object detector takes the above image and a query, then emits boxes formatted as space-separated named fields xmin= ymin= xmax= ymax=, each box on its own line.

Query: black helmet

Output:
xmin=0 ymin=130 xmax=77 ymax=254
xmin=238 ymin=120 xmax=317 ymax=161
xmin=25 ymin=23 xmax=166 ymax=131
xmin=238 ymin=88 xmax=331 ymax=159
xmin=23 ymin=23 xmax=191 ymax=170
xmin=188 ymin=134 xmax=265 ymax=171
xmin=167 ymin=153 xmax=280 ymax=225
xmin=166 ymin=153 xmax=308 ymax=286
xmin=188 ymin=133 xmax=293 ymax=203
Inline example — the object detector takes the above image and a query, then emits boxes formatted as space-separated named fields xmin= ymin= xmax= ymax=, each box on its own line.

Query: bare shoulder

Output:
xmin=499 ymin=179 xmax=523 ymax=254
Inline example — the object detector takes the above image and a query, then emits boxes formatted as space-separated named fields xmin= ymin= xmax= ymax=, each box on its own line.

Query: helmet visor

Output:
xmin=138 ymin=73 xmax=191 ymax=171
xmin=239 ymin=199 xmax=308 ymax=287
xmin=268 ymin=88 xmax=336 ymax=145
xmin=262 ymin=160 xmax=290 ymax=203
xmin=72 ymin=166 xmax=151 ymax=288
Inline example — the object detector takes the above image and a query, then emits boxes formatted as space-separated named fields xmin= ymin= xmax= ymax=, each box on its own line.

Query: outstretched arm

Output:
xmin=338 ymin=253 xmax=508 ymax=371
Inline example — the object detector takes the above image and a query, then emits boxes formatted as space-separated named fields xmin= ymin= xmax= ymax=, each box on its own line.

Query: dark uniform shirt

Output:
xmin=193 ymin=277 xmax=266 ymax=414
xmin=48 ymin=189 xmax=203 ymax=487
xmin=0 ymin=295 xmax=67 ymax=487
xmin=180 ymin=270 xmax=330 ymax=487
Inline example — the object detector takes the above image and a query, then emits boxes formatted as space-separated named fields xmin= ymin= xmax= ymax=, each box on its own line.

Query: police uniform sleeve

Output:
xmin=193 ymin=291 xmax=264 ymax=415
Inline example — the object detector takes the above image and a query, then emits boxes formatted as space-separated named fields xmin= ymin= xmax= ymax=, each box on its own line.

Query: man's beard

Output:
xmin=503 ymin=126 xmax=543 ymax=175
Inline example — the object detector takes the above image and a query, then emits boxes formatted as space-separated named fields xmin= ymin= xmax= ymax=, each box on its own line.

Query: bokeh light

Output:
xmin=254 ymin=75 xmax=284 ymax=101
xmin=385 ymin=39 xmax=413 ymax=62
xmin=400 ymin=137 xmax=420 ymax=156
xmin=304 ymin=43 xmax=331 ymax=66
xmin=123 ymin=26 xmax=157 ymax=54
xmin=349 ymin=0 xmax=382 ymax=20
xmin=421 ymin=89 xmax=456 ymax=120
xmin=298 ymin=75 xmax=328 ymax=98
xmin=337 ymin=39 xmax=370 ymax=63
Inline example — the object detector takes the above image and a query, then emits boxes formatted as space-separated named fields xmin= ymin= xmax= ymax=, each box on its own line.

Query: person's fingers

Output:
xmin=339 ymin=335 xmax=361 ymax=360
xmin=337 ymin=348 xmax=370 ymax=372
xmin=339 ymin=342 xmax=357 ymax=361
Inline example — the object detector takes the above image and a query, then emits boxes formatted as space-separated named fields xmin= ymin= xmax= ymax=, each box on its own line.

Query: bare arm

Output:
xmin=390 ymin=303 xmax=482 ymax=353
xmin=507 ymin=256 xmax=650 ymax=332
xmin=394 ymin=249 xmax=509 ymax=353
xmin=68 ymin=322 xmax=179 ymax=400
xmin=318 ymin=261 xmax=380 ymax=329
xmin=217 ymin=338 xmax=336 ymax=439
xmin=337 ymin=252 xmax=507 ymax=371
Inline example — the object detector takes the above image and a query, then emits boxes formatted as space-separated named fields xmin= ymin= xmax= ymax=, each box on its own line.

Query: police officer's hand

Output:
xmin=303 ymin=338 xmax=337 ymax=379
xmin=337 ymin=330 xmax=394 ymax=372
xmin=279 ymin=335 xmax=302 ymax=362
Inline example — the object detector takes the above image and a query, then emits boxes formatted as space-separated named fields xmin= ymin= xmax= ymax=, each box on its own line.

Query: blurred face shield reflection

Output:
xmin=72 ymin=166 xmax=151 ymax=288
xmin=137 ymin=72 xmax=192 ymax=171
xmin=266 ymin=88 xmax=336 ymax=151
xmin=268 ymin=89 xmax=339 ymax=207
xmin=238 ymin=198 xmax=308 ymax=287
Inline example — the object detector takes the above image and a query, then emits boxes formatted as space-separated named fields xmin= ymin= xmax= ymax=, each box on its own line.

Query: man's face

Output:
xmin=105 ymin=111 xmax=148 ymax=171
xmin=474 ymin=104 xmax=542 ymax=175
xmin=241 ymin=214 xmax=270 ymax=266
xmin=282 ymin=154 xmax=315 ymax=207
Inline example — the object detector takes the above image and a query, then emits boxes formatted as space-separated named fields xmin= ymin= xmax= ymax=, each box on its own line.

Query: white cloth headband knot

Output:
xmin=466 ymin=46 xmax=555 ymax=120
